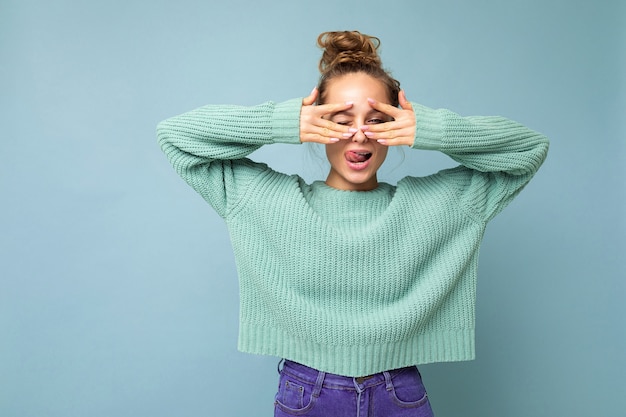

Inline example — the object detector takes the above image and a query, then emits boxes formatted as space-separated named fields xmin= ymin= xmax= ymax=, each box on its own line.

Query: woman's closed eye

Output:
xmin=366 ymin=111 xmax=393 ymax=124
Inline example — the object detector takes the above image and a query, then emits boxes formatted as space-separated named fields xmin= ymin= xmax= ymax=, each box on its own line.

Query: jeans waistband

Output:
xmin=281 ymin=360 xmax=413 ymax=390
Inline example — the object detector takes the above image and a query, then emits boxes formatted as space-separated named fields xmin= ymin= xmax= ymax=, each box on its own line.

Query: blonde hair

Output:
xmin=316 ymin=31 xmax=401 ymax=106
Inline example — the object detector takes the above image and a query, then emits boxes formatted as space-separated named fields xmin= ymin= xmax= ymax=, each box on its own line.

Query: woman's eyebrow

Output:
xmin=330 ymin=109 xmax=387 ymax=119
xmin=329 ymin=110 xmax=354 ymax=119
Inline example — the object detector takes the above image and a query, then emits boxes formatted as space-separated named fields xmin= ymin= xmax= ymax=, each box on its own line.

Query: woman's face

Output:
xmin=323 ymin=72 xmax=392 ymax=191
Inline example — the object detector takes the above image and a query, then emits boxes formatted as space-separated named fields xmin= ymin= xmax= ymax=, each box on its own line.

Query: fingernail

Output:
xmin=349 ymin=128 xmax=358 ymax=133
xmin=364 ymin=131 xmax=374 ymax=137
xmin=345 ymin=101 xmax=354 ymax=105
xmin=377 ymin=139 xmax=387 ymax=144
xmin=367 ymin=98 xmax=376 ymax=104
xmin=342 ymin=133 xmax=353 ymax=138
xmin=329 ymin=138 xmax=340 ymax=142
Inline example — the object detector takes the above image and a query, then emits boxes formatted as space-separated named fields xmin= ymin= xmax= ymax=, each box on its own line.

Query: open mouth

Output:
xmin=345 ymin=150 xmax=372 ymax=164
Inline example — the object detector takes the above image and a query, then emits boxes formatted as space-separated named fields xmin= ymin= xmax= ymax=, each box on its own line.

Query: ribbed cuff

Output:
xmin=271 ymin=98 xmax=302 ymax=144
xmin=411 ymin=103 xmax=446 ymax=151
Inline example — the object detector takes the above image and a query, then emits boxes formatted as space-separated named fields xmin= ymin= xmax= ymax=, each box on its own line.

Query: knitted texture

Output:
xmin=157 ymin=98 xmax=549 ymax=377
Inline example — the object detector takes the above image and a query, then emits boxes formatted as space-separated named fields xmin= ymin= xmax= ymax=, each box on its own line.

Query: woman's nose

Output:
xmin=352 ymin=127 xmax=368 ymax=143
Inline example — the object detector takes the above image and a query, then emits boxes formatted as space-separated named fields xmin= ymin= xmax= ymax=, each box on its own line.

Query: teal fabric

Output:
xmin=158 ymin=98 xmax=548 ymax=376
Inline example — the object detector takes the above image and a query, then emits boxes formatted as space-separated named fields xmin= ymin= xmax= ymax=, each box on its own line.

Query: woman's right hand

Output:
xmin=299 ymin=88 xmax=355 ymax=144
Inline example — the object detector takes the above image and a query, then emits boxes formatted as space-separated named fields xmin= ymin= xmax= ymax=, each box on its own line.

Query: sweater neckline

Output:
xmin=311 ymin=181 xmax=394 ymax=199
xmin=305 ymin=181 xmax=396 ymax=232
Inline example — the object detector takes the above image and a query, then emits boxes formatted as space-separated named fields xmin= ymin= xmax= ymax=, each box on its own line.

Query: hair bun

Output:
xmin=317 ymin=31 xmax=382 ymax=73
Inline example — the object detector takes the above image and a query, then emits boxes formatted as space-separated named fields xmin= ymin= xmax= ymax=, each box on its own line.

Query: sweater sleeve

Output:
xmin=157 ymin=98 xmax=302 ymax=217
xmin=410 ymin=103 xmax=549 ymax=221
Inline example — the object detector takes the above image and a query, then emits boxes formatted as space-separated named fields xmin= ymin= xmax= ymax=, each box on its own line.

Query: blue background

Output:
xmin=2 ymin=0 xmax=624 ymax=416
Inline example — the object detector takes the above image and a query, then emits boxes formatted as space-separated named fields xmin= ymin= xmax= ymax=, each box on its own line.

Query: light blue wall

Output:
xmin=1 ymin=1 xmax=624 ymax=416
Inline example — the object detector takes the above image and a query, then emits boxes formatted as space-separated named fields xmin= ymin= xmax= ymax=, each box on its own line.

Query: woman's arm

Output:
xmin=409 ymin=103 xmax=549 ymax=177
xmin=416 ymin=104 xmax=549 ymax=220
xmin=365 ymin=92 xmax=549 ymax=221
xmin=157 ymin=92 xmax=354 ymax=216
xmin=157 ymin=99 xmax=302 ymax=216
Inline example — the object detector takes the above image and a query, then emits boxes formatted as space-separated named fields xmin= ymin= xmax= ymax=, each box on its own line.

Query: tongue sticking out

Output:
xmin=346 ymin=151 xmax=372 ymax=163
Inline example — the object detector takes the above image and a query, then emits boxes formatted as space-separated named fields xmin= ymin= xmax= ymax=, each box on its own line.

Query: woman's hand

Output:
xmin=300 ymin=88 xmax=355 ymax=144
xmin=361 ymin=91 xmax=416 ymax=147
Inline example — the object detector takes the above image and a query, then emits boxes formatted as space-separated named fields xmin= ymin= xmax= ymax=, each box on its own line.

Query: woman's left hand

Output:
xmin=361 ymin=91 xmax=416 ymax=147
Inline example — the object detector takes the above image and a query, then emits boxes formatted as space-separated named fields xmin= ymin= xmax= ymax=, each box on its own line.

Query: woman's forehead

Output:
xmin=325 ymin=73 xmax=390 ymax=103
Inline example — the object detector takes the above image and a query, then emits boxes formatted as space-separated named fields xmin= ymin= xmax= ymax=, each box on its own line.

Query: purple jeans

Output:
xmin=274 ymin=360 xmax=435 ymax=417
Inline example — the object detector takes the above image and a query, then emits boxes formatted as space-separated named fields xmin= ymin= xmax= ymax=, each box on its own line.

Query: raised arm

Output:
xmin=157 ymin=99 xmax=302 ymax=216
xmin=363 ymin=92 xmax=549 ymax=220
xmin=420 ymin=104 xmax=548 ymax=221
xmin=410 ymin=104 xmax=549 ymax=176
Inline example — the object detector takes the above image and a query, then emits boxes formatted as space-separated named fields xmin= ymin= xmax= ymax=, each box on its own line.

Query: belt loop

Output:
xmin=383 ymin=371 xmax=393 ymax=391
xmin=352 ymin=378 xmax=364 ymax=417
xmin=277 ymin=358 xmax=285 ymax=374
xmin=312 ymin=370 xmax=326 ymax=398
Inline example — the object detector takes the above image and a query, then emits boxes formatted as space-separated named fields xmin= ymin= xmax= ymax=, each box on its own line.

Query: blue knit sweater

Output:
xmin=157 ymin=98 xmax=549 ymax=377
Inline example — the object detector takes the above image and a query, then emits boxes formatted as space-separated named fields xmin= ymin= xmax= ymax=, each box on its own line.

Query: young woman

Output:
xmin=158 ymin=31 xmax=549 ymax=417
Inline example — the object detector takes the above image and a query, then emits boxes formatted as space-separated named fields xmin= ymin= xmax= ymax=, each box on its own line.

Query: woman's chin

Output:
xmin=326 ymin=172 xmax=378 ymax=191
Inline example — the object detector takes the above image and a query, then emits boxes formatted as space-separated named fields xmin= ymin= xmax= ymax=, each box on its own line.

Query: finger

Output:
xmin=314 ymin=120 xmax=355 ymax=139
xmin=361 ymin=118 xmax=412 ymax=135
xmin=398 ymin=90 xmax=414 ymax=111
xmin=314 ymin=100 xmax=354 ymax=118
xmin=375 ymin=135 xmax=414 ymax=146
xmin=363 ymin=126 xmax=415 ymax=146
xmin=301 ymin=119 xmax=355 ymax=144
xmin=302 ymin=87 xmax=318 ymax=106
xmin=364 ymin=126 xmax=413 ymax=140
xmin=301 ymin=128 xmax=350 ymax=144
xmin=367 ymin=97 xmax=401 ymax=118
xmin=375 ymin=137 xmax=414 ymax=147
xmin=301 ymin=132 xmax=342 ymax=144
